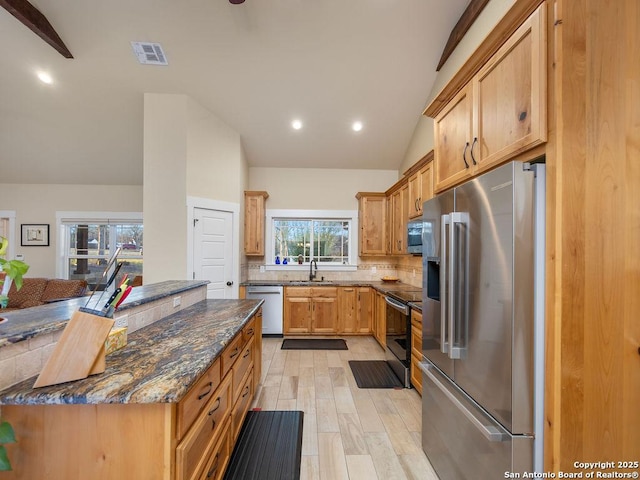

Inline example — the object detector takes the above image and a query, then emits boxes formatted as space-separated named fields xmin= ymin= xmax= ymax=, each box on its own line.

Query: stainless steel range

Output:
xmin=384 ymin=289 xmax=422 ymax=388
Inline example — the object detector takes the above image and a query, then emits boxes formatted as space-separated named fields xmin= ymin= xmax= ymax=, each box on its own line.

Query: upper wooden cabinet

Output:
xmin=244 ymin=191 xmax=269 ymax=256
xmin=431 ymin=4 xmax=546 ymax=193
xmin=386 ymin=180 xmax=408 ymax=255
xmin=356 ymin=192 xmax=387 ymax=256
xmin=406 ymin=152 xmax=435 ymax=218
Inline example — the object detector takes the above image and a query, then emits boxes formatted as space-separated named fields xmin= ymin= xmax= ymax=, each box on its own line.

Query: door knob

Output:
xmin=226 ymin=281 xmax=233 ymax=286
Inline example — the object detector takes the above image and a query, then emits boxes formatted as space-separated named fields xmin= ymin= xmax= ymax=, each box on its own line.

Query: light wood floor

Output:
xmin=251 ymin=336 xmax=439 ymax=480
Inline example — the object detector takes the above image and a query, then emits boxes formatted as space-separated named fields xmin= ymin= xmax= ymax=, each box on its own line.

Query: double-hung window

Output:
xmin=266 ymin=209 xmax=358 ymax=269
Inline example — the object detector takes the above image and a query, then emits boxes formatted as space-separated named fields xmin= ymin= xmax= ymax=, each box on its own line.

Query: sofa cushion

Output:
xmin=7 ymin=278 xmax=48 ymax=309
xmin=41 ymin=279 xmax=87 ymax=303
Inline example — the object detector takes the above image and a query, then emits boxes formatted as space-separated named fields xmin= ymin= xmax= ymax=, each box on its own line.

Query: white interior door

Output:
xmin=193 ymin=208 xmax=234 ymax=299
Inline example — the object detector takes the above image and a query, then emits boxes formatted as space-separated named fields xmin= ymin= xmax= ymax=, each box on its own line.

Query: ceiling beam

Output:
xmin=436 ymin=0 xmax=489 ymax=71
xmin=0 ymin=0 xmax=73 ymax=58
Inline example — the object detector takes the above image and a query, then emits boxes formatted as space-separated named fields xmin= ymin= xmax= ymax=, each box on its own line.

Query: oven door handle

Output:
xmin=384 ymin=296 xmax=410 ymax=315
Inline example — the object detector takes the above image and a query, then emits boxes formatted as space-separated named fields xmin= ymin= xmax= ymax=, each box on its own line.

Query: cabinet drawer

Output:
xmin=176 ymin=374 xmax=232 ymax=480
xmin=312 ymin=287 xmax=337 ymax=298
xmin=177 ymin=358 xmax=222 ymax=439
xmin=199 ymin=418 xmax=232 ymax=480
xmin=231 ymin=366 xmax=254 ymax=441
xmin=285 ymin=287 xmax=313 ymax=297
xmin=232 ymin=337 xmax=254 ymax=403
xmin=411 ymin=324 xmax=422 ymax=358
xmin=221 ymin=334 xmax=243 ymax=378
xmin=242 ymin=317 xmax=256 ymax=345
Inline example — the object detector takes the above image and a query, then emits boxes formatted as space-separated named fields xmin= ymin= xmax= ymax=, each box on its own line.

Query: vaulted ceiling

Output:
xmin=0 ymin=0 xmax=470 ymax=185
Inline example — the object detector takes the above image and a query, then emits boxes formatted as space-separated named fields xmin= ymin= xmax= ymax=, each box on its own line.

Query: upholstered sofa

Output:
xmin=3 ymin=278 xmax=87 ymax=311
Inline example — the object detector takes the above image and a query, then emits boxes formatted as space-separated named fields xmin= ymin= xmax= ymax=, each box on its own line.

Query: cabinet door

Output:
xmin=284 ymin=297 xmax=311 ymax=334
xmin=356 ymin=287 xmax=373 ymax=334
xmin=312 ymin=297 xmax=338 ymax=333
xmin=389 ymin=190 xmax=400 ymax=254
xmin=337 ymin=288 xmax=357 ymax=333
xmin=357 ymin=194 xmax=387 ymax=256
xmin=433 ymin=84 xmax=474 ymax=192
xmin=373 ymin=291 xmax=386 ymax=348
xmin=475 ymin=5 xmax=546 ymax=172
xmin=418 ymin=162 xmax=434 ymax=213
xmin=407 ymin=172 xmax=421 ymax=219
xmin=244 ymin=192 xmax=268 ymax=256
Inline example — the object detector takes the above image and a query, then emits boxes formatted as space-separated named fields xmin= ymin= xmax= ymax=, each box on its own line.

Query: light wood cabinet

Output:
xmin=432 ymin=5 xmax=546 ymax=193
xmin=387 ymin=180 xmax=408 ymax=255
xmin=410 ymin=309 xmax=423 ymax=395
xmin=284 ymin=287 xmax=338 ymax=334
xmin=407 ymin=155 xmax=435 ymax=219
xmin=356 ymin=192 xmax=387 ymax=256
xmin=244 ymin=191 xmax=269 ymax=256
xmin=337 ymin=287 xmax=372 ymax=334
xmin=373 ymin=289 xmax=386 ymax=349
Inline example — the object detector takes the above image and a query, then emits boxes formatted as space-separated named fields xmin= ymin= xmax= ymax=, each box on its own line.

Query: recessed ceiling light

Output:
xmin=292 ymin=119 xmax=303 ymax=130
xmin=37 ymin=72 xmax=53 ymax=84
xmin=352 ymin=121 xmax=363 ymax=132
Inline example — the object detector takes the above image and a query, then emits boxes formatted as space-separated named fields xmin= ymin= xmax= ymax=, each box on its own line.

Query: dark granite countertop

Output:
xmin=0 ymin=280 xmax=208 ymax=349
xmin=409 ymin=301 xmax=422 ymax=312
xmin=0 ymin=298 xmax=263 ymax=406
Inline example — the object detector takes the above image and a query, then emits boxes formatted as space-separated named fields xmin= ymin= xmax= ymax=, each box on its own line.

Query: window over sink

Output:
xmin=266 ymin=209 xmax=358 ymax=270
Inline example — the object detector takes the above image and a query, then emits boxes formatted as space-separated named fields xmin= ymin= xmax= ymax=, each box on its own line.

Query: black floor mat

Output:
xmin=225 ymin=410 xmax=304 ymax=480
xmin=348 ymin=360 xmax=403 ymax=388
xmin=281 ymin=338 xmax=348 ymax=350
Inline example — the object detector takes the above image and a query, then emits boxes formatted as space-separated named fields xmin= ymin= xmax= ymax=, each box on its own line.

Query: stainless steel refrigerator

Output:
xmin=419 ymin=161 xmax=545 ymax=479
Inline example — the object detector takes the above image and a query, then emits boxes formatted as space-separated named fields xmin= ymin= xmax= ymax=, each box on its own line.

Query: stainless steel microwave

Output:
xmin=407 ymin=219 xmax=423 ymax=255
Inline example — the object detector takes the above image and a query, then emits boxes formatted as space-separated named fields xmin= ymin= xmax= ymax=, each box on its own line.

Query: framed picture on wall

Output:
xmin=21 ymin=224 xmax=50 ymax=246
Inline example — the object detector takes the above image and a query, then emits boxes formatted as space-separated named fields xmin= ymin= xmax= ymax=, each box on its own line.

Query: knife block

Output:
xmin=34 ymin=310 xmax=115 ymax=388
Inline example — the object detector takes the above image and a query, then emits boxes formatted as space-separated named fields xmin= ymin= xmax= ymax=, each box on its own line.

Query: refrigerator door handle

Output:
xmin=420 ymin=362 xmax=509 ymax=442
xmin=449 ymin=212 xmax=468 ymax=360
xmin=440 ymin=214 xmax=450 ymax=354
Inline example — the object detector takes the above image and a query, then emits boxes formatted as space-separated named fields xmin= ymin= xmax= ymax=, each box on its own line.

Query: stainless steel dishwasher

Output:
xmin=246 ymin=285 xmax=284 ymax=335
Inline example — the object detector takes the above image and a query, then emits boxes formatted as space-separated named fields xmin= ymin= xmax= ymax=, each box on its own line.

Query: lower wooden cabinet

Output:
xmin=283 ymin=287 xmax=338 ymax=334
xmin=199 ymin=418 xmax=232 ymax=480
xmin=337 ymin=287 xmax=372 ymax=334
xmin=176 ymin=374 xmax=232 ymax=480
xmin=373 ymin=290 xmax=386 ymax=348
xmin=410 ymin=309 xmax=423 ymax=395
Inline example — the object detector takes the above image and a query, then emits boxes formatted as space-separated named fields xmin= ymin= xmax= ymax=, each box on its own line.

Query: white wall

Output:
xmin=144 ymin=93 xmax=247 ymax=285
xmin=399 ymin=0 xmax=516 ymax=174
xmin=0 ymin=184 xmax=142 ymax=277
xmin=248 ymin=167 xmax=398 ymax=210
xmin=143 ymin=94 xmax=189 ymax=284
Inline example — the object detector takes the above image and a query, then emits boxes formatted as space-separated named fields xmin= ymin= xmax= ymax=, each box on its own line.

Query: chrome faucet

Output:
xmin=309 ymin=259 xmax=318 ymax=281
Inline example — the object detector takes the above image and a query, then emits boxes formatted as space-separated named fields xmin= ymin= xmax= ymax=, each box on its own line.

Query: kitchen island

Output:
xmin=0 ymin=298 xmax=263 ymax=480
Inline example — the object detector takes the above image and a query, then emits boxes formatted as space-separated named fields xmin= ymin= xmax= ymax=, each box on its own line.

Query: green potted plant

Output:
xmin=0 ymin=235 xmax=25 ymax=470
xmin=0 ymin=236 xmax=30 ymax=310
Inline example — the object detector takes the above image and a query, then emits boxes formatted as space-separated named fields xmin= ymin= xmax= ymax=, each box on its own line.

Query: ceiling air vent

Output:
xmin=131 ymin=42 xmax=169 ymax=66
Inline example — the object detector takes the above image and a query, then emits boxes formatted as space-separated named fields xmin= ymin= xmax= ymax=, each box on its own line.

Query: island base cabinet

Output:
xmin=2 ymin=403 xmax=174 ymax=480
